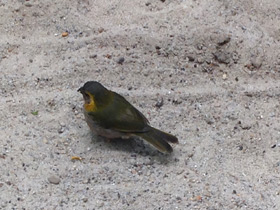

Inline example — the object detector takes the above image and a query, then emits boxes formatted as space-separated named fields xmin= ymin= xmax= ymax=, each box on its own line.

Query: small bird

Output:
xmin=78 ymin=81 xmax=178 ymax=153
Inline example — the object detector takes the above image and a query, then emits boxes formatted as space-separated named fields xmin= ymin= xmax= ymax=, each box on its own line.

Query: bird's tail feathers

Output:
xmin=135 ymin=127 xmax=178 ymax=153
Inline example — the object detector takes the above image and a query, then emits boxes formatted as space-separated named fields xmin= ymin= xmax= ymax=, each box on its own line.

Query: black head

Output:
xmin=78 ymin=81 xmax=107 ymax=94
xmin=78 ymin=81 xmax=112 ymax=106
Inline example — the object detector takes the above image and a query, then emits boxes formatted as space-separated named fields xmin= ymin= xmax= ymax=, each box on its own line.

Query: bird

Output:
xmin=78 ymin=81 xmax=178 ymax=153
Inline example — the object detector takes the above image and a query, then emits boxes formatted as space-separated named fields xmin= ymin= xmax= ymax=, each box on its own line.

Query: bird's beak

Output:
xmin=78 ymin=87 xmax=90 ymax=103
xmin=78 ymin=86 xmax=84 ymax=93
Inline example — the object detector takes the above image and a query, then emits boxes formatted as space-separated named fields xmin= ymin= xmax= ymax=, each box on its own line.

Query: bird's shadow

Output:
xmin=89 ymin=133 xmax=177 ymax=165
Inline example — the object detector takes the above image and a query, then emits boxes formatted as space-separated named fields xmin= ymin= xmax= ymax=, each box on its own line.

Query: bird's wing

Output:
xmin=89 ymin=92 xmax=150 ymax=133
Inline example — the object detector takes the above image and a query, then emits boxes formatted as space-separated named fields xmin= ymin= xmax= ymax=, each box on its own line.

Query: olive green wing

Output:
xmin=89 ymin=92 xmax=150 ymax=133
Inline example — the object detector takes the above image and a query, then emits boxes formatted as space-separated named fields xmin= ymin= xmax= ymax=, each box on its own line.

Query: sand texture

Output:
xmin=1 ymin=0 xmax=280 ymax=209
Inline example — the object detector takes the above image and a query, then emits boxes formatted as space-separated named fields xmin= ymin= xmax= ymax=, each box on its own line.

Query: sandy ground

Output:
xmin=1 ymin=0 xmax=280 ymax=209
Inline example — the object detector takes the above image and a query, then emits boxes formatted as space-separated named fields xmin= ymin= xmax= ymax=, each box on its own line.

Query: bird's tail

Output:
xmin=135 ymin=127 xmax=178 ymax=153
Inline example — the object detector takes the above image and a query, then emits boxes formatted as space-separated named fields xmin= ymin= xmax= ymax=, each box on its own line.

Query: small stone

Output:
xmin=244 ymin=92 xmax=253 ymax=97
xmin=213 ymin=50 xmax=231 ymax=64
xmin=48 ymin=175 xmax=60 ymax=185
xmin=271 ymin=144 xmax=276 ymax=149
xmin=25 ymin=3 xmax=33 ymax=7
xmin=176 ymin=196 xmax=182 ymax=201
xmin=193 ymin=195 xmax=202 ymax=202
xmin=58 ymin=127 xmax=65 ymax=134
xmin=98 ymin=202 xmax=104 ymax=208
xmin=196 ymin=44 xmax=204 ymax=50
xmin=155 ymin=45 xmax=161 ymax=50
xmin=205 ymin=116 xmax=214 ymax=125
xmin=59 ymin=122 xmax=66 ymax=127
xmin=172 ymin=98 xmax=182 ymax=105
xmin=251 ymin=57 xmax=263 ymax=69
xmin=197 ymin=57 xmax=205 ymax=64
xmin=217 ymin=36 xmax=231 ymax=46
xmin=238 ymin=145 xmax=243 ymax=150
xmin=105 ymin=54 xmax=112 ymax=59
xmin=222 ymin=73 xmax=227 ymax=80
xmin=89 ymin=54 xmax=97 ymax=59
xmin=187 ymin=55 xmax=195 ymax=62
xmin=155 ymin=98 xmax=164 ymax=108
xmin=82 ymin=178 xmax=90 ymax=184
xmin=98 ymin=28 xmax=105 ymax=33
xmin=117 ymin=57 xmax=125 ymax=64
xmin=62 ymin=32 xmax=68 ymax=37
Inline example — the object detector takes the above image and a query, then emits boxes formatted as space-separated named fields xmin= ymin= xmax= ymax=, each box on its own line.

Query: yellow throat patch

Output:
xmin=84 ymin=92 xmax=97 ymax=112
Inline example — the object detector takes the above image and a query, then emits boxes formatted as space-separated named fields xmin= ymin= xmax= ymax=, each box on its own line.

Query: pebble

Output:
xmin=196 ymin=57 xmax=205 ymax=64
xmin=155 ymin=98 xmax=164 ymax=108
xmin=176 ymin=196 xmax=182 ymax=201
xmin=89 ymin=54 xmax=97 ymax=59
xmin=98 ymin=28 xmax=105 ymax=33
xmin=213 ymin=50 xmax=231 ymax=64
xmin=217 ymin=35 xmax=231 ymax=46
xmin=58 ymin=126 xmax=65 ymax=134
xmin=187 ymin=55 xmax=195 ymax=62
xmin=48 ymin=175 xmax=61 ymax=185
xmin=251 ymin=57 xmax=263 ymax=69
xmin=117 ymin=57 xmax=125 ymax=64
xmin=238 ymin=145 xmax=243 ymax=150
xmin=172 ymin=98 xmax=182 ymax=105
xmin=25 ymin=3 xmax=33 ymax=7
xmin=62 ymin=32 xmax=68 ymax=37
xmin=222 ymin=73 xmax=227 ymax=80
xmin=98 ymin=202 xmax=104 ymax=208
xmin=155 ymin=45 xmax=161 ymax=50
xmin=204 ymin=114 xmax=214 ymax=125
xmin=83 ymin=178 xmax=90 ymax=184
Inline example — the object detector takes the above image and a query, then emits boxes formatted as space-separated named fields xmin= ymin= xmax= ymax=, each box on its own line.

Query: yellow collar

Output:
xmin=84 ymin=92 xmax=97 ymax=112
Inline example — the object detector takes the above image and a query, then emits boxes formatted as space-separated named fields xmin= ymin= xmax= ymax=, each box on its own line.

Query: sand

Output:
xmin=1 ymin=0 xmax=280 ymax=209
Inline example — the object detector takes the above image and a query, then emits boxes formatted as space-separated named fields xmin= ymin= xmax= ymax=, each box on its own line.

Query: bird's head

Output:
xmin=78 ymin=81 xmax=112 ymax=112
